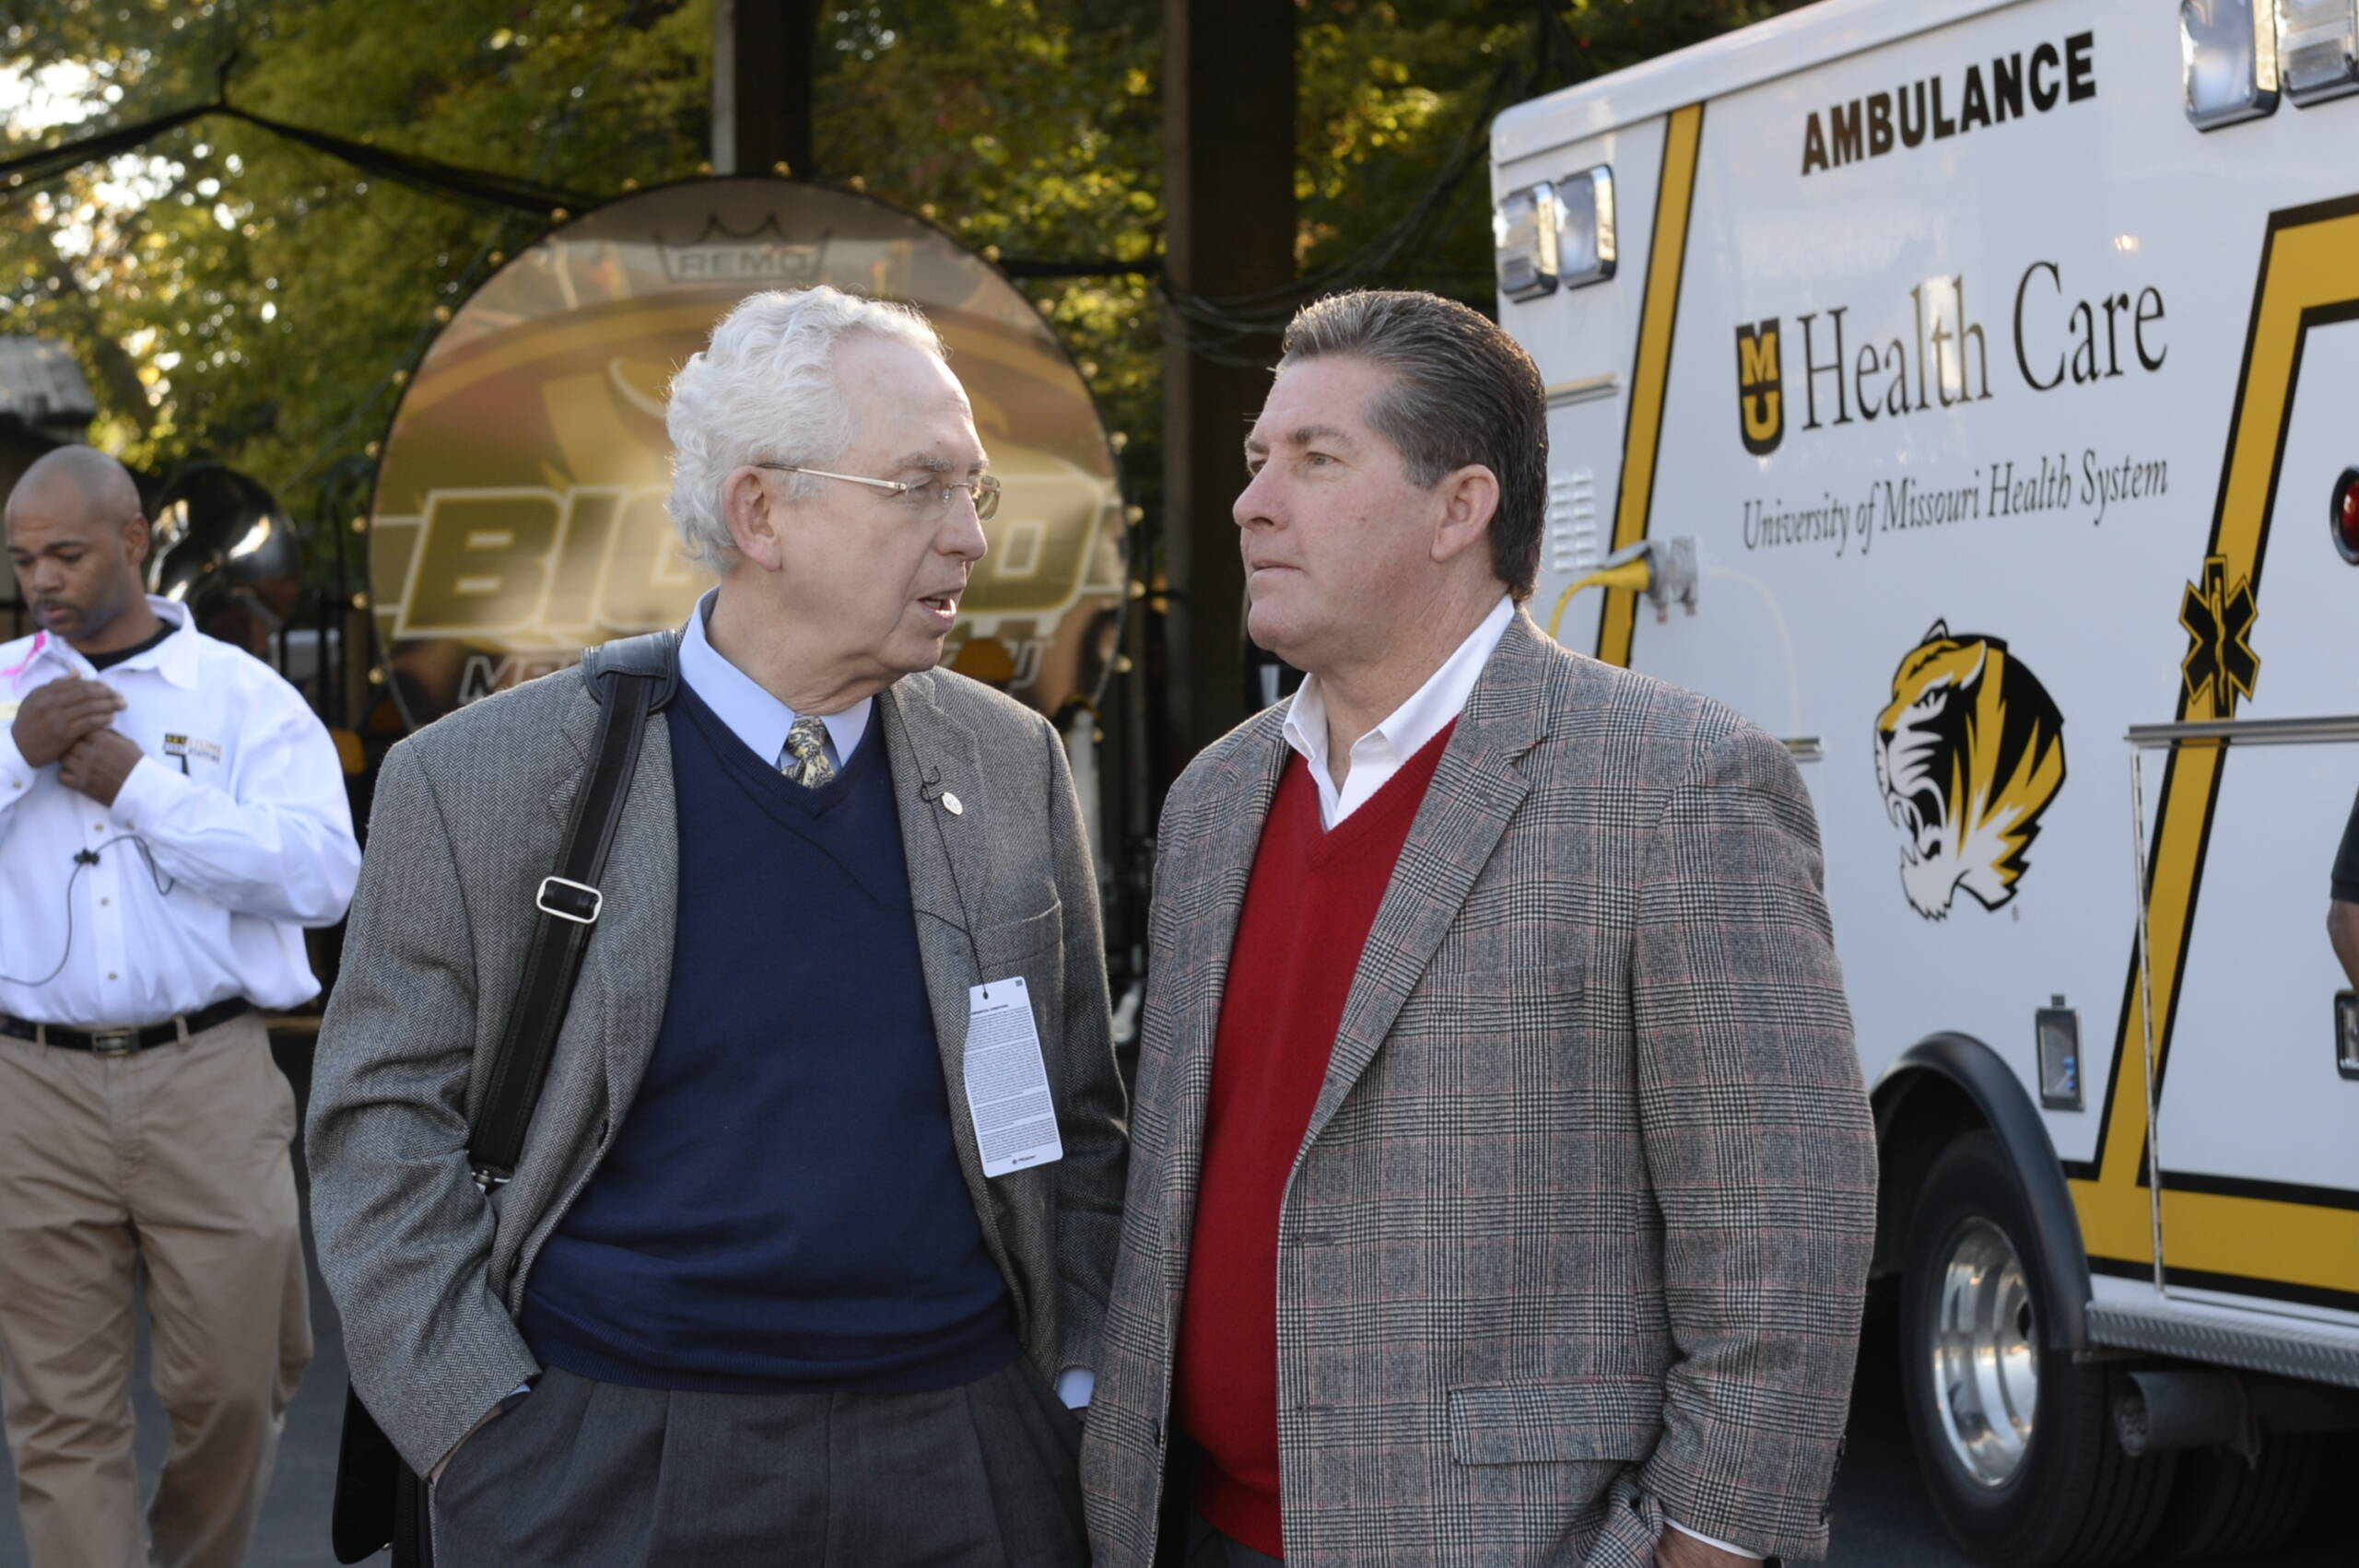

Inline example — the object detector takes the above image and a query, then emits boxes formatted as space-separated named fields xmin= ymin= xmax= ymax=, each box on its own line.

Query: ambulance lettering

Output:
xmin=1800 ymin=31 xmax=2096 ymax=177
xmin=1743 ymin=263 xmax=2168 ymax=452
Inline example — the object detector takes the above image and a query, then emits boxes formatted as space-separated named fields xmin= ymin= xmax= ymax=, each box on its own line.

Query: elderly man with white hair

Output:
xmin=308 ymin=287 xmax=1123 ymax=1567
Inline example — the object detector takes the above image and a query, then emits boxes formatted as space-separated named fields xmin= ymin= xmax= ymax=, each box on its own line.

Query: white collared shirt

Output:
xmin=1282 ymin=596 xmax=1513 ymax=829
xmin=677 ymin=591 xmax=871 ymax=770
xmin=0 ymin=599 xmax=359 ymax=1027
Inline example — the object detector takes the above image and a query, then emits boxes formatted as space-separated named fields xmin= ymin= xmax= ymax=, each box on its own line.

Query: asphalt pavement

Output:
xmin=0 ymin=1235 xmax=344 ymax=1568
xmin=4 ymin=1262 xmax=2342 ymax=1567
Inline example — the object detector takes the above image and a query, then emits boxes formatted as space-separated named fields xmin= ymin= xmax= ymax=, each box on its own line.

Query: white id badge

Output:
xmin=964 ymin=976 xmax=1064 ymax=1177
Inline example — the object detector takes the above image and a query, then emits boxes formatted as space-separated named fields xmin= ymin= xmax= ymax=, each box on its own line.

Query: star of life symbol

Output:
xmin=2178 ymin=555 xmax=2259 ymax=717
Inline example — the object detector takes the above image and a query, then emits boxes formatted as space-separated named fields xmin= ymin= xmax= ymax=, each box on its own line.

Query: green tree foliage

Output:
xmin=819 ymin=0 xmax=1802 ymax=507
xmin=0 ymin=0 xmax=1801 ymax=519
xmin=816 ymin=0 xmax=1162 ymax=490
xmin=1295 ymin=0 xmax=1805 ymax=298
xmin=1 ymin=0 xmax=710 ymax=495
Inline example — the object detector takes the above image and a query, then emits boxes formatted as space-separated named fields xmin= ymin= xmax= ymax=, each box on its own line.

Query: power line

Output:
xmin=0 ymin=97 xmax=596 ymax=216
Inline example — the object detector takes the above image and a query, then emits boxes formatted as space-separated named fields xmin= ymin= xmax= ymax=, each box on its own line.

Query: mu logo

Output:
xmin=1734 ymin=319 xmax=1784 ymax=455
xmin=1872 ymin=622 xmax=2068 ymax=919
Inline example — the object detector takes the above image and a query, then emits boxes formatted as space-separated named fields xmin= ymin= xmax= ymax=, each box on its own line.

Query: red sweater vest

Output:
xmin=1173 ymin=722 xmax=1455 ymax=1557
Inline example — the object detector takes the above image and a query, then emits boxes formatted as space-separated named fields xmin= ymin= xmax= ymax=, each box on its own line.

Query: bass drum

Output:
xmin=367 ymin=177 xmax=1126 ymax=731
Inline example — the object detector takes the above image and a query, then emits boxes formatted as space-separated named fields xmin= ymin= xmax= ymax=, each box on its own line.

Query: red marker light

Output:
xmin=2337 ymin=466 xmax=2359 ymax=566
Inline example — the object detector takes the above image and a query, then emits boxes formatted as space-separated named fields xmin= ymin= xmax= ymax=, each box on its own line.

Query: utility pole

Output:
xmin=712 ymin=0 xmax=817 ymax=177
xmin=1162 ymin=0 xmax=1295 ymax=758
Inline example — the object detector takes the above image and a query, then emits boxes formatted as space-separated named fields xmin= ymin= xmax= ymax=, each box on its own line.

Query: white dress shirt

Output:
xmin=0 ymin=599 xmax=359 ymax=1027
xmin=677 ymin=591 xmax=870 ymax=769
xmin=1282 ymin=596 xmax=1513 ymax=828
xmin=675 ymin=593 xmax=1095 ymax=1410
xmin=1278 ymin=592 xmax=1759 ymax=1560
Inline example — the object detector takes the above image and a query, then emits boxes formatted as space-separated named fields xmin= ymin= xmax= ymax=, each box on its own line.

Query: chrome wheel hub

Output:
xmin=1930 ymin=1217 xmax=2038 ymax=1487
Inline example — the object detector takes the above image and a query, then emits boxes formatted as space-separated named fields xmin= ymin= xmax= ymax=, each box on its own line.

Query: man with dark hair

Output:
xmin=1270 ymin=285 xmax=1552 ymax=598
xmin=0 ymin=446 xmax=358 ymax=1568
xmin=1082 ymin=289 xmax=1876 ymax=1567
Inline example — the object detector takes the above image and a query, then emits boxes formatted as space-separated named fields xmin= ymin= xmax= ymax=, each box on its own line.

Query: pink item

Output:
xmin=0 ymin=630 xmax=47 ymax=680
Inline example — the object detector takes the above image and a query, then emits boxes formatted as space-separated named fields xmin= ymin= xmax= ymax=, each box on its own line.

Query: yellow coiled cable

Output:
xmin=1543 ymin=558 xmax=1652 ymax=640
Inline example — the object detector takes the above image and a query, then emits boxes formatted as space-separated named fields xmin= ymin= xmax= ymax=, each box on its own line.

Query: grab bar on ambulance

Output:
xmin=2127 ymin=714 xmax=2359 ymax=748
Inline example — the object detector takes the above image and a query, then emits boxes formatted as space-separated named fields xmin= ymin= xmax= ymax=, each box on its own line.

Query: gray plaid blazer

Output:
xmin=1080 ymin=613 xmax=1875 ymax=1566
xmin=306 ymin=661 xmax=1125 ymax=1476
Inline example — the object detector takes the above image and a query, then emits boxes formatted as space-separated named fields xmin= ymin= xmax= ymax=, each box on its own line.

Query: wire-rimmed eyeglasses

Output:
xmin=754 ymin=462 xmax=1001 ymax=522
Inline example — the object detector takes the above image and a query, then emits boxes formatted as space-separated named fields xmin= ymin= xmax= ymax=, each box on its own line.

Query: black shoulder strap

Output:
xmin=581 ymin=626 xmax=685 ymax=705
xmin=467 ymin=629 xmax=679 ymax=1188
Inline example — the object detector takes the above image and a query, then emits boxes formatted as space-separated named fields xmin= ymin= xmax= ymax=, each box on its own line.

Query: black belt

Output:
xmin=1 ymin=997 xmax=254 ymax=1056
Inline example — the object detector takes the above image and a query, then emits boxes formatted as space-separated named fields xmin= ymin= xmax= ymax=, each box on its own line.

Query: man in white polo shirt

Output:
xmin=0 ymin=446 xmax=359 ymax=1568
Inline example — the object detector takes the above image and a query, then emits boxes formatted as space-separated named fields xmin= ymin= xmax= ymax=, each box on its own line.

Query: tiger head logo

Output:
xmin=1872 ymin=622 xmax=2068 ymax=920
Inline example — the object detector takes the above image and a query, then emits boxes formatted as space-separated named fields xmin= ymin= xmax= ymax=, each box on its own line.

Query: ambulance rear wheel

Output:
xmin=2152 ymin=1435 xmax=2320 ymax=1560
xmin=1899 ymin=1133 xmax=2175 ymax=1566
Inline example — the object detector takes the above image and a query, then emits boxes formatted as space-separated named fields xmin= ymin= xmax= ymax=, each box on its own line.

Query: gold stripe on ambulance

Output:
xmin=2071 ymin=197 xmax=2359 ymax=1304
xmin=1596 ymin=102 xmax=1703 ymax=669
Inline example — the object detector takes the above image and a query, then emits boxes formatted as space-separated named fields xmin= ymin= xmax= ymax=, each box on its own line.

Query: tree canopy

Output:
xmin=0 ymin=0 xmax=1802 ymax=521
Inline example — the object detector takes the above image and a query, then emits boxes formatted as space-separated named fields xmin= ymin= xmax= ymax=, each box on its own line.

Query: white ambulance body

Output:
xmin=1493 ymin=1 xmax=2359 ymax=1560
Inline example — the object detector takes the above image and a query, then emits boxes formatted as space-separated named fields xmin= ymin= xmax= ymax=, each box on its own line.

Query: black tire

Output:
xmin=1898 ymin=1132 xmax=2176 ymax=1566
xmin=2151 ymin=1435 xmax=2320 ymax=1560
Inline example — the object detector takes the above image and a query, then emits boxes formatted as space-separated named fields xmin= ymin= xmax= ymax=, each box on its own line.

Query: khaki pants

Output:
xmin=0 ymin=1011 xmax=311 ymax=1568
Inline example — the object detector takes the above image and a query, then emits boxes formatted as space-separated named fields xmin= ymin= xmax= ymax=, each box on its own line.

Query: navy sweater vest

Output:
xmin=519 ymin=680 xmax=1017 ymax=1393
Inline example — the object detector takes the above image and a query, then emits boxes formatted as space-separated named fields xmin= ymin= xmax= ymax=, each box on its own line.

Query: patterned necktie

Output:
xmin=778 ymin=715 xmax=836 ymax=789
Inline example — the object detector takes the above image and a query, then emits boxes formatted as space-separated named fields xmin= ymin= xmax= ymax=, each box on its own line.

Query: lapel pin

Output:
xmin=940 ymin=790 xmax=964 ymax=816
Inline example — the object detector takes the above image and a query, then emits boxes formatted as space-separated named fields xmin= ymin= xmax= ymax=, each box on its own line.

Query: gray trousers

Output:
xmin=429 ymin=1356 xmax=1086 ymax=1567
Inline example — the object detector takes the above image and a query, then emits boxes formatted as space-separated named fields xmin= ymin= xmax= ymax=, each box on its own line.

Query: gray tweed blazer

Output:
xmin=306 ymin=661 xmax=1125 ymax=1475
xmin=1079 ymin=613 xmax=1876 ymax=1567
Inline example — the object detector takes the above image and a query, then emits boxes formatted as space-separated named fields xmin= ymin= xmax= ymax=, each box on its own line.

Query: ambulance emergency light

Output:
xmin=2181 ymin=0 xmax=2279 ymax=126
xmin=2276 ymin=0 xmax=2359 ymax=102
xmin=1557 ymin=165 xmax=1616 ymax=289
xmin=2331 ymin=465 xmax=2359 ymax=565
xmin=1494 ymin=166 xmax=1614 ymax=304
xmin=1495 ymin=182 xmax=1561 ymax=302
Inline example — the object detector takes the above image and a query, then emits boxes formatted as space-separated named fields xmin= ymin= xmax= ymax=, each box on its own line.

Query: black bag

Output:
xmin=328 ymin=632 xmax=677 ymax=1564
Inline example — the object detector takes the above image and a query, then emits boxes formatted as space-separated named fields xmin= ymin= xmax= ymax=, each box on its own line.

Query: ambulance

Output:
xmin=1490 ymin=1 xmax=2359 ymax=1561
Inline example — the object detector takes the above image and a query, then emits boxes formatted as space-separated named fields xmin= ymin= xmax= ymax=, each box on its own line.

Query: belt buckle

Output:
xmin=89 ymin=1028 xmax=137 ymax=1058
